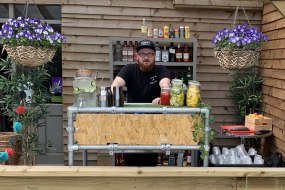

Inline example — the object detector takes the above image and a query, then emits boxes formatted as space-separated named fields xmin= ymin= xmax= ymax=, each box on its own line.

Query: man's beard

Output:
xmin=138 ymin=60 xmax=154 ymax=72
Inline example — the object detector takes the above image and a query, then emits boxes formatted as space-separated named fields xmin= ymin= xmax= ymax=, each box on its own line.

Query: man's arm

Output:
xmin=111 ymin=76 xmax=126 ymax=90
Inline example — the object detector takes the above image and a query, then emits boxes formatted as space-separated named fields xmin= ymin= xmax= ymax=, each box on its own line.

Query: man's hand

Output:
xmin=152 ymin=97 xmax=160 ymax=104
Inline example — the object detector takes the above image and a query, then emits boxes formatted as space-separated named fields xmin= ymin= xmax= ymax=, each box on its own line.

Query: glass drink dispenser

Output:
xmin=73 ymin=70 xmax=97 ymax=107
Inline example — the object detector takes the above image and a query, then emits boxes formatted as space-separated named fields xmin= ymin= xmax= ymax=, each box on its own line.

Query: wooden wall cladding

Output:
xmin=260 ymin=1 xmax=285 ymax=158
xmin=61 ymin=0 xmax=263 ymax=164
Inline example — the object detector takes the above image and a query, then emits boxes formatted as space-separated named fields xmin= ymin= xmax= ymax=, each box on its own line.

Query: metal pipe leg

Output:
xmin=82 ymin=150 xmax=88 ymax=166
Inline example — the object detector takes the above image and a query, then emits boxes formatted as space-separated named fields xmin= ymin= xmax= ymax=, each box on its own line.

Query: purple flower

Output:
xmin=212 ymin=24 xmax=268 ymax=49
xmin=0 ymin=16 xmax=65 ymax=49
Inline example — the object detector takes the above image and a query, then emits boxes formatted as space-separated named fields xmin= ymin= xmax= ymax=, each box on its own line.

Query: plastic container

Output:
xmin=186 ymin=80 xmax=201 ymax=107
xmin=170 ymin=79 xmax=184 ymax=106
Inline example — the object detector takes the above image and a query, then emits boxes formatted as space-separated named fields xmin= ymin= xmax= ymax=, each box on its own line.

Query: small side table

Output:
xmin=224 ymin=131 xmax=273 ymax=145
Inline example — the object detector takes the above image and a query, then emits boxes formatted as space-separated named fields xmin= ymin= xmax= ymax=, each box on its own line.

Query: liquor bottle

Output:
xmin=169 ymin=42 xmax=175 ymax=62
xmin=147 ymin=27 xmax=153 ymax=38
xmin=122 ymin=41 xmax=128 ymax=62
xmin=189 ymin=46 xmax=193 ymax=62
xmin=186 ymin=150 xmax=191 ymax=166
xmin=141 ymin=18 xmax=147 ymax=37
xmin=185 ymin=26 xmax=190 ymax=38
xmin=155 ymin=42 xmax=162 ymax=62
xmin=158 ymin=28 xmax=164 ymax=38
xmin=183 ymin=43 xmax=190 ymax=62
xmin=169 ymin=24 xmax=175 ymax=38
xmin=183 ymin=150 xmax=191 ymax=166
xmin=133 ymin=41 xmax=138 ymax=60
xmin=175 ymin=44 xmax=183 ymax=62
xmin=153 ymin=28 xmax=158 ymax=38
xmin=186 ymin=67 xmax=193 ymax=81
xmin=127 ymin=41 xmax=134 ymax=62
xmin=114 ymin=41 xmax=122 ymax=61
xmin=163 ymin=25 xmax=169 ymax=38
xmin=161 ymin=45 xmax=169 ymax=62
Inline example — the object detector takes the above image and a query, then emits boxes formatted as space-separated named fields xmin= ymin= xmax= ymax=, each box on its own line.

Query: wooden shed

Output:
xmin=0 ymin=0 xmax=284 ymax=166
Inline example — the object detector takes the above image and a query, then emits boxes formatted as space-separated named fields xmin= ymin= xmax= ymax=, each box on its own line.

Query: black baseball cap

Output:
xmin=137 ymin=39 xmax=155 ymax=52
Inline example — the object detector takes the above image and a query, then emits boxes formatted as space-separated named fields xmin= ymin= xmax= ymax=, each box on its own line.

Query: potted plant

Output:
xmin=212 ymin=24 xmax=268 ymax=70
xmin=0 ymin=16 xmax=65 ymax=67
xmin=0 ymin=57 xmax=52 ymax=165
xmin=229 ymin=68 xmax=263 ymax=124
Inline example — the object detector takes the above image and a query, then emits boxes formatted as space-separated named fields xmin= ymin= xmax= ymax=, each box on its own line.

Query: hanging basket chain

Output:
xmin=232 ymin=5 xmax=252 ymax=29
xmin=22 ymin=0 xmax=44 ymax=20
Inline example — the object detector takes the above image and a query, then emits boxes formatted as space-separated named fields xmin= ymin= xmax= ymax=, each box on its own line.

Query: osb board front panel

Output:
xmin=74 ymin=114 xmax=200 ymax=145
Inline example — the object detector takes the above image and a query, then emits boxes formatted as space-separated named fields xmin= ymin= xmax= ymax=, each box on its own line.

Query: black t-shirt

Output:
xmin=117 ymin=64 xmax=170 ymax=103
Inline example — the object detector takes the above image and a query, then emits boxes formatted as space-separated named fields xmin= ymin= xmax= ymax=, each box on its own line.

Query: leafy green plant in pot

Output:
xmin=229 ymin=68 xmax=263 ymax=124
xmin=0 ymin=57 xmax=51 ymax=165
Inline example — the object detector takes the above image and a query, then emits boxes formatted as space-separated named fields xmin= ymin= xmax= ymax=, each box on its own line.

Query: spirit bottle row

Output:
xmin=114 ymin=41 xmax=193 ymax=63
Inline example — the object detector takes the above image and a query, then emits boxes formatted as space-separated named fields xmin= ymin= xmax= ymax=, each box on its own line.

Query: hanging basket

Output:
xmin=214 ymin=48 xmax=261 ymax=70
xmin=4 ymin=45 xmax=56 ymax=67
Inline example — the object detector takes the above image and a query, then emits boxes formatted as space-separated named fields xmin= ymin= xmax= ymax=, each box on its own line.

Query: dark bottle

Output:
xmin=186 ymin=67 xmax=193 ymax=81
xmin=122 ymin=41 xmax=128 ymax=62
xmin=175 ymin=44 xmax=183 ymax=62
xmin=169 ymin=42 xmax=175 ymax=62
xmin=169 ymin=24 xmax=175 ymax=38
xmin=114 ymin=41 xmax=122 ymax=61
xmin=189 ymin=46 xmax=193 ymax=62
xmin=183 ymin=43 xmax=190 ymax=62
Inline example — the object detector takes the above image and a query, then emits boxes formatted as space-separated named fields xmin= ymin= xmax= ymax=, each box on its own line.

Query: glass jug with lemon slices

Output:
xmin=73 ymin=69 xmax=97 ymax=107
xmin=186 ymin=80 xmax=201 ymax=107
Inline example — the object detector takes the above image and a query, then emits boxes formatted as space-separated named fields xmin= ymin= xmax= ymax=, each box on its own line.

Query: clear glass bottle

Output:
xmin=155 ymin=42 xmax=161 ymax=62
xmin=186 ymin=80 xmax=201 ymax=107
xmin=122 ymin=41 xmax=128 ymax=62
xmin=161 ymin=45 xmax=169 ymax=62
xmin=170 ymin=79 xmax=184 ymax=106
xmin=141 ymin=18 xmax=147 ymax=37
xmin=114 ymin=41 xmax=122 ymax=61
xmin=127 ymin=41 xmax=134 ymax=62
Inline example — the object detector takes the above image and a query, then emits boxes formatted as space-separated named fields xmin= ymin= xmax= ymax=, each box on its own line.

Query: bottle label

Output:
xmin=187 ymin=155 xmax=191 ymax=163
xmin=141 ymin=26 xmax=147 ymax=33
xmin=176 ymin=53 xmax=182 ymax=59
xmin=183 ymin=53 xmax=189 ymax=61
xmin=127 ymin=51 xmax=133 ymax=56
xmin=169 ymin=48 xmax=175 ymax=54
xmin=122 ymin=50 xmax=128 ymax=55
xmin=162 ymin=52 xmax=169 ymax=62
xmin=155 ymin=51 xmax=162 ymax=62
